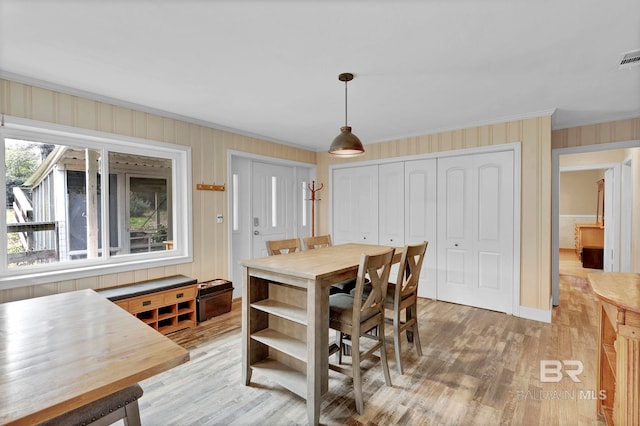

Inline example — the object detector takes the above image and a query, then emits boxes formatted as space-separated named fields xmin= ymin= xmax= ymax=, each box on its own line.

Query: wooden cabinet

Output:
xmin=575 ymin=223 xmax=604 ymax=255
xmin=589 ymin=273 xmax=640 ymax=425
xmin=99 ymin=276 xmax=198 ymax=336
xmin=118 ymin=285 xmax=197 ymax=335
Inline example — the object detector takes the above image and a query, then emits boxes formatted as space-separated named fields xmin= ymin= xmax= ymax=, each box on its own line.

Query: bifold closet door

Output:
xmin=436 ymin=150 xmax=515 ymax=314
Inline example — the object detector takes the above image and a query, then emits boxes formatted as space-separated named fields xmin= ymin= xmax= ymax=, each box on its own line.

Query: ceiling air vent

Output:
xmin=619 ymin=49 xmax=640 ymax=69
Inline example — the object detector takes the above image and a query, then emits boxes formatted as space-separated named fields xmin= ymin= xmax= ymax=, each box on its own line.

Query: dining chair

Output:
xmin=265 ymin=238 xmax=302 ymax=256
xmin=386 ymin=241 xmax=428 ymax=374
xmin=328 ymin=248 xmax=395 ymax=415
xmin=302 ymin=234 xmax=355 ymax=294
xmin=302 ymin=234 xmax=332 ymax=250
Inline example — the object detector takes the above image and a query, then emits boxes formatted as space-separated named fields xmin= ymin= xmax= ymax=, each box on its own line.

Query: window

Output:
xmin=0 ymin=118 xmax=192 ymax=288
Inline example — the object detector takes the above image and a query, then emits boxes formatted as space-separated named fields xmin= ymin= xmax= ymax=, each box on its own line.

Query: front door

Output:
xmin=251 ymin=161 xmax=298 ymax=258
xmin=437 ymin=150 xmax=515 ymax=313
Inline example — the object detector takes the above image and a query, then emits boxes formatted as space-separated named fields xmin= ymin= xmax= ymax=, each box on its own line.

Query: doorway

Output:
xmin=228 ymin=152 xmax=314 ymax=298
xmin=552 ymin=141 xmax=639 ymax=306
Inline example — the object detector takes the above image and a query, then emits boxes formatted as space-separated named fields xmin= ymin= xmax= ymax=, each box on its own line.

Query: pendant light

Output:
xmin=329 ymin=72 xmax=365 ymax=157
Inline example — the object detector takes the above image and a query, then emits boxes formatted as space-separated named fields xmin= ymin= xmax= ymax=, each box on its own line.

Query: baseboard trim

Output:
xmin=518 ymin=305 xmax=552 ymax=323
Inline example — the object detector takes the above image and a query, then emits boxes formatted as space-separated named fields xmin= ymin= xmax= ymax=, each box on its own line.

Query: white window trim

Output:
xmin=0 ymin=116 xmax=193 ymax=290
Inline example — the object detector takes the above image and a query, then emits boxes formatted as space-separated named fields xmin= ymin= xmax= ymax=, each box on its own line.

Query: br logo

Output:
xmin=540 ymin=360 xmax=584 ymax=383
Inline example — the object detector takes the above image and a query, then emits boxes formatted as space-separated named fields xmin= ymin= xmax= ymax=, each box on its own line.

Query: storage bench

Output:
xmin=98 ymin=275 xmax=198 ymax=335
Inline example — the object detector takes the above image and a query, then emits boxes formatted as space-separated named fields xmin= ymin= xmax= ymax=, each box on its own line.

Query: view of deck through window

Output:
xmin=5 ymin=138 xmax=173 ymax=269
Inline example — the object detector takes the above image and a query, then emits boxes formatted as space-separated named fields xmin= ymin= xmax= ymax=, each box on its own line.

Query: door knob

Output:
xmin=454 ymin=243 xmax=459 ymax=247
xmin=253 ymin=230 xmax=260 ymax=235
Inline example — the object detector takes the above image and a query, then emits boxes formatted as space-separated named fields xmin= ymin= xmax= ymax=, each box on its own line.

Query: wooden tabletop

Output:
xmin=240 ymin=243 xmax=398 ymax=280
xmin=588 ymin=272 xmax=640 ymax=314
xmin=0 ymin=289 xmax=190 ymax=425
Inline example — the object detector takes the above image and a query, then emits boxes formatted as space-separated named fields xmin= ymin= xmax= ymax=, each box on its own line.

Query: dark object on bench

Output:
xmin=38 ymin=383 xmax=143 ymax=426
xmin=197 ymin=279 xmax=233 ymax=322
xmin=98 ymin=275 xmax=197 ymax=301
xmin=581 ymin=246 xmax=604 ymax=269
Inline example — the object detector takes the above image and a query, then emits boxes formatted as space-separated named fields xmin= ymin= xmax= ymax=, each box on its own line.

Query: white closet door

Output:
xmin=332 ymin=165 xmax=378 ymax=245
xmin=437 ymin=150 xmax=514 ymax=313
xmin=404 ymin=158 xmax=437 ymax=298
xmin=379 ymin=162 xmax=405 ymax=247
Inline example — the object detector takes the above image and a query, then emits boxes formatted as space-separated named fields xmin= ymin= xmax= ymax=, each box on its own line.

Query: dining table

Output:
xmin=0 ymin=288 xmax=189 ymax=425
xmin=240 ymin=242 xmax=399 ymax=425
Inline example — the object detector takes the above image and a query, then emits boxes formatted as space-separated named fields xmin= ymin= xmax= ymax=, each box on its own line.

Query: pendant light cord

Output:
xmin=344 ymin=80 xmax=348 ymax=127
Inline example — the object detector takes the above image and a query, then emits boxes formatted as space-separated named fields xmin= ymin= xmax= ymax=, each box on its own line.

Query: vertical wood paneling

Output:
xmin=76 ymin=97 xmax=97 ymax=129
xmin=114 ymin=106 xmax=134 ymax=136
xmin=552 ymin=118 xmax=640 ymax=150
xmin=8 ymin=81 xmax=29 ymax=118
xmin=56 ymin=92 xmax=75 ymax=127
xmin=31 ymin=86 xmax=55 ymax=123
xmin=97 ymin=103 xmax=113 ymax=133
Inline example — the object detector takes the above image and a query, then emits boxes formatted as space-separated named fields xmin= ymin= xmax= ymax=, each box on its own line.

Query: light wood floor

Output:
xmin=137 ymin=253 xmax=605 ymax=425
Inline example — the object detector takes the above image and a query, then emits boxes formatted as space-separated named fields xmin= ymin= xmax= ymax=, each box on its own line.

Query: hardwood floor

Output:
xmin=137 ymin=255 xmax=605 ymax=425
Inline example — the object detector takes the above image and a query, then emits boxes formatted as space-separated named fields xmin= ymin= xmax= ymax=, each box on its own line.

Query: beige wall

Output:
xmin=560 ymin=170 xmax=604 ymax=215
xmin=0 ymin=79 xmax=315 ymax=302
xmin=317 ymin=118 xmax=553 ymax=311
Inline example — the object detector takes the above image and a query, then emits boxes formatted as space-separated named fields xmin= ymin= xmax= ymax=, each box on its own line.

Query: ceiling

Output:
xmin=1 ymin=0 xmax=639 ymax=152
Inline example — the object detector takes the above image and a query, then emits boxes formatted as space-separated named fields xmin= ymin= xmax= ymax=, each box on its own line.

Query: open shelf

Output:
xmin=251 ymin=299 xmax=307 ymax=325
xmin=251 ymin=328 xmax=307 ymax=362
xmin=113 ymin=284 xmax=198 ymax=335
xmin=251 ymin=358 xmax=307 ymax=399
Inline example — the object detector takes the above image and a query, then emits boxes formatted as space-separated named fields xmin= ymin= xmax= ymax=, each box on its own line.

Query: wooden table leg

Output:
xmin=306 ymin=280 xmax=329 ymax=426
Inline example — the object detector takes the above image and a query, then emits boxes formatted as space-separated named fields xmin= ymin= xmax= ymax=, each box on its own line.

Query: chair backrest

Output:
xmin=302 ymin=234 xmax=332 ymax=250
xmin=266 ymin=238 xmax=302 ymax=256
xmin=351 ymin=248 xmax=395 ymax=323
xmin=394 ymin=241 xmax=428 ymax=299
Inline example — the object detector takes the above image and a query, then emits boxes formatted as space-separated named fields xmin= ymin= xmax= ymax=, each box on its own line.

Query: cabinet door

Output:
xmin=332 ymin=165 xmax=378 ymax=245
xmin=379 ymin=162 xmax=404 ymax=247
xmin=404 ymin=158 xmax=437 ymax=298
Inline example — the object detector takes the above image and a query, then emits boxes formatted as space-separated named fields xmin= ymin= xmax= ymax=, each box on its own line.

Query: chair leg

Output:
xmin=337 ymin=332 xmax=344 ymax=364
xmin=393 ymin=310 xmax=403 ymax=375
xmin=123 ymin=400 xmax=142 ymax=426
xmin=351 ymin=335 xmax=364 ymax=415
xmin=411 ymin=303 xmax=423 ymax=356
xmin=379 ymin=323 xmax=392 ymax=387
xmin=405 ymin=306 xmax=414 ymax=343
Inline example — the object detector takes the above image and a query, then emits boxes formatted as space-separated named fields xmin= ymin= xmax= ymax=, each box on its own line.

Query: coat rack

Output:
xmin=306 ymin=181 xmax=323 ymax=237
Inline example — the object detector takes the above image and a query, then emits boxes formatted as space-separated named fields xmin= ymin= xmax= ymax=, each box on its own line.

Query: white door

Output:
xmin=332 ymin=165 xmax=378 ymax=245
xmin=603 ymin=168 xmax=615 ymax=271
xmin=251 ymin=162 xmax=297 ymax=258
xmin=437 ymin=150 xmax=515 ymax=313
xmin=379 ymin=162 xmax=405 ymax=247
xmin=404 ymin=158 xmax=437 ymax=299
xmin=620 ymin=159 xmax=632 ymax=272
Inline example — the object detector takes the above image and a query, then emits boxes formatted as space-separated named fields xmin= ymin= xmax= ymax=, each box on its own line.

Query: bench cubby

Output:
xmin=98 ymin=275 xmax=198 ymax=335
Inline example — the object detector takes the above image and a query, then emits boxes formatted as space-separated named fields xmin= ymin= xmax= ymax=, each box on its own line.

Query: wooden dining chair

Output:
xmin=302 ymin=234 xmax=355 ymax=294
xmin=302 ymin=234 xmax=332 ymax=250
xmin=265 ymin=238 xmax=302 ymax=256
xmin=328 ymin=248 xmax=395 ymax=415
xmin=386 ymin=241 xmax=428 ymax=374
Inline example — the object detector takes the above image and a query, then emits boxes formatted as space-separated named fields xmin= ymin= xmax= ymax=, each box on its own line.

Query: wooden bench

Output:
xmin=39 ymin=383 xmax=143 ymax=426
xmin=98 ymin=275 xmax=198 ymax=335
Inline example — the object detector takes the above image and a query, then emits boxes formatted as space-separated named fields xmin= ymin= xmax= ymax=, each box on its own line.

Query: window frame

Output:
xmin=0 ymin=116 xmax=193 ymax=290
